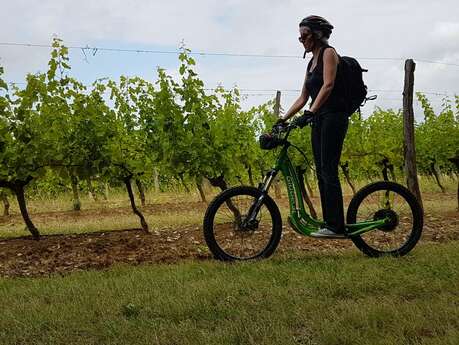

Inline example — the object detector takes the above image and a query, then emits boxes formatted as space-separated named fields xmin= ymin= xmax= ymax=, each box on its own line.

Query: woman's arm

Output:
xmin=309 ymin=48 xmax=339 ymax=114
xmin=280 ymin=72 xmax=310 ymax=121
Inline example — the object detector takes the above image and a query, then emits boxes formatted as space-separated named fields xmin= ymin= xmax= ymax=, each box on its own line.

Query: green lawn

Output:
xmin=1 ymin=241 xmax=458 ymax=345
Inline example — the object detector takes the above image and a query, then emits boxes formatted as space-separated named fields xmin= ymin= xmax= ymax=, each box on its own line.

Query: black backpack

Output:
xmin=339 ymin=56 xmax=368 ymax=116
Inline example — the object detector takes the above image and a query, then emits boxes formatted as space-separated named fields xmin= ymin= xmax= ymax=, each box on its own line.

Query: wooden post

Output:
xmin=448 ymin=155 xmax=459 ymax=210
xmin=273 ymin=90 xmax=281 ymax=117
xmin=70 ymin=174 xmax=81 ymax=211
xmin=403 ymin=59 xmax=423 ymax=210
xmin=135 ymin=179 xmax=146 ymax=206
xmin=153 ymin=168 xmax=160 ymax=192
xmin=273 ymin=91 xmax=282 ymax=199
xmin=86 ymin=177 xmax=98 ymax=202
xmin=103 ymin=182 xmax=109 ymax=200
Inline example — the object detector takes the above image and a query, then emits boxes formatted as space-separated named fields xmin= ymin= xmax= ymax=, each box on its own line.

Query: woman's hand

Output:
xmin=275 ymin=117 xmax=286 ymax=125
xmin=292 ymin=110 xmax=315 ymax=128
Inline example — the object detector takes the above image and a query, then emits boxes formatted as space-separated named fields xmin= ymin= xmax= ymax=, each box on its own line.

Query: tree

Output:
xmin=0 ymin=67 xmax=56 ymax=238
xmin=148 ymin=50 xmax=260 ymax=193
xmin=102 ymin=76 xmax=156 ymax=232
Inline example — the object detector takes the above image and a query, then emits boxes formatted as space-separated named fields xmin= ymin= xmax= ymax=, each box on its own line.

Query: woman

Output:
xmin=278 ymin=15 xmax=348 ymax=237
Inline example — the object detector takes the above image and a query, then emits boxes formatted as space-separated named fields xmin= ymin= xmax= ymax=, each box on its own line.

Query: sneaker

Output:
xmin=310 ymin=227 xmax=346 ymax=239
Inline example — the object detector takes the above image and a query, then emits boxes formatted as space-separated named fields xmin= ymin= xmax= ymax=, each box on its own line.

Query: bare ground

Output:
xmin=0 ymin=205 xmax=457 ymax=278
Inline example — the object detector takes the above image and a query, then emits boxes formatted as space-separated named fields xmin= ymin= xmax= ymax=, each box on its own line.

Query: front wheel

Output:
xmin=203 ymin=186 xmax=282 ymax=261
xmin=347 ymin=181 xmax=423 ymax=257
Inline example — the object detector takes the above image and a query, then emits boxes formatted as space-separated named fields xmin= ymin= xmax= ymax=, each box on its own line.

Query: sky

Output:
xmin=1 ymin=0 xmax=458 ymax=119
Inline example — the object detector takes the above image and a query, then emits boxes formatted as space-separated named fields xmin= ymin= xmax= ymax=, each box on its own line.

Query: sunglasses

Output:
xmin=298 ymin=32 xmax=312 ymax=43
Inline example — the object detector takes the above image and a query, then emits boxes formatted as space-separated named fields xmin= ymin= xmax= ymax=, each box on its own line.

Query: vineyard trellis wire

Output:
xmin=0 ymin=38 xmax=458 ymax=238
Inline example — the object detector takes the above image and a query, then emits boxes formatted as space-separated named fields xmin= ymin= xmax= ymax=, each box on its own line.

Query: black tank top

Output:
xmin=305 ymin=45 xmax=346 ymax=113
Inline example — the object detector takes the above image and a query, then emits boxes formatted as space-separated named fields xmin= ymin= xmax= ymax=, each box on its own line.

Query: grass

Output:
xmin=0 ymin=241 xmax=458 ymax=345
xmin=22 ymin=189 xmax=212 ymax=213
xmin=3 ymin=176 xmax=457 ymax=214
xmin=0 ymin=209 xmax=205 ymax=238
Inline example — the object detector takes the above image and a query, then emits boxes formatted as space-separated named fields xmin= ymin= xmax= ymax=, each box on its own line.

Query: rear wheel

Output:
xmin=347 ymin=181 xmax=423 ymax=257
xmin=203 ymin=186 xmax=282 ymax=261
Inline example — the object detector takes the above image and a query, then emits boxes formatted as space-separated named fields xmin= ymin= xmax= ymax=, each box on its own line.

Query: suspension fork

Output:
xmin=245 ymin=169 xmax=278 ymax=224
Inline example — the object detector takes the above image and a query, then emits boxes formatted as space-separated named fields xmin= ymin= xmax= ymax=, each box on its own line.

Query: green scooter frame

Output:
xmin=262 ymin=142 xmax=387 ymax=238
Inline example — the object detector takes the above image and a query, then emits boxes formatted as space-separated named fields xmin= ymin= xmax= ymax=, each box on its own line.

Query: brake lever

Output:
xmin=271 ymin=122 xmax=288 ymax=134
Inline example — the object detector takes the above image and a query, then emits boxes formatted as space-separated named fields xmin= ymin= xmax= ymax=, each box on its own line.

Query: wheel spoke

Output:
xmin=210 ymin=192 xmax=276 ymax=260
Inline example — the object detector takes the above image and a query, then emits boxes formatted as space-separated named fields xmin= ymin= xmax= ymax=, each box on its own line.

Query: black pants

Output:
xmin=311 ymin=111 xmax=348 ymax=233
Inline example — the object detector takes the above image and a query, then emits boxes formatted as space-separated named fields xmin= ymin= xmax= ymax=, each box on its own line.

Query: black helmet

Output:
xmin=299 ymin=15 xmax=333 ymax=39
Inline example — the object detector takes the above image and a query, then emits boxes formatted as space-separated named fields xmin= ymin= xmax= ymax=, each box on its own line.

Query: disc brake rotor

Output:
xmin=373 ymin=209 xmax=399 ymax=232
xmin=234 ymin=216 xmax=259 ymax=233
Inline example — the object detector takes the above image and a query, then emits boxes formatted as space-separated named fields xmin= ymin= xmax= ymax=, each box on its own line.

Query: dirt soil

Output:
xmin=0 ymin=208 xmax=457 ymax=278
